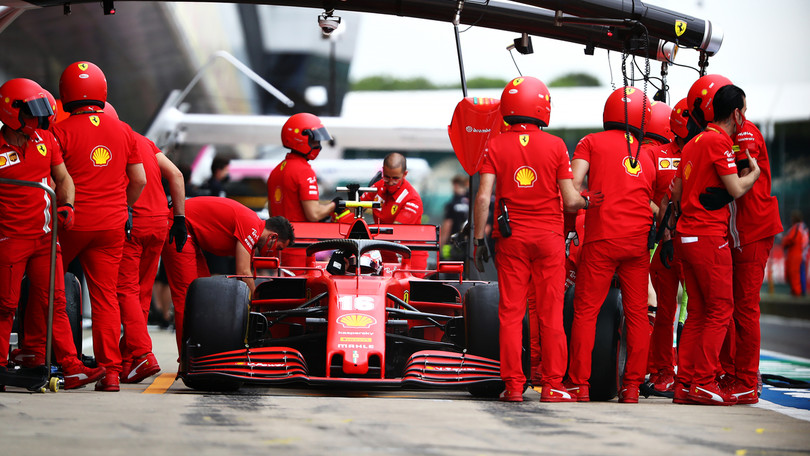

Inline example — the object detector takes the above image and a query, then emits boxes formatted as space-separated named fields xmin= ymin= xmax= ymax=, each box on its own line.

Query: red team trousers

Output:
xmin=495 ymin=231 xmax=567 ymax=390
xmin=647 ymin=242 xmax=684 ymax=376
xmin=569 ymin=235 xmax=651 ymax=387
xmin=60 ymin=229 xmax=126 ymax=372
xmin=675 ymin=234 xmax=734 ymax=387
xmin=0 ymin=236 xmax=84 ymax=369
xmin=117 ymin=216 xmax=168 ymax=361
xmin=720 ymin=237 xmax=774 ymax=387
xmin=161 ymin=229 xmax=210 ymax=352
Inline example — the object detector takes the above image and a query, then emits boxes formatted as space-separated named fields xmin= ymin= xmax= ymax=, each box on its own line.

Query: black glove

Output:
xmin=659 ymin=239 xmax=674 ymax=269
xmin=565 ymin=231 xmax=579 ymax=257
xmin=647 ymin=217 xmax=657 ymax=250
xmin=125 ymin=206 xmax=133 ymax=241
xmin=473 ymin=238 xmax=490 ymax=273
xmin=331 ymin=196 xmax=345 ymax=213
xmin=699 ymin=186 xmax=733 ymax=211
xmin=169 ymin=215 xmax=187 ymax=252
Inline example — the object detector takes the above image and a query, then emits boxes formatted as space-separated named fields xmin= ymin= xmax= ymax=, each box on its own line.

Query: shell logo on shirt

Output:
xmin=0 ymin=151 xmax=20 ymax=169
xmin=91 ymin=146 xmax=112 ymax=166
xmin=37 ymin=144 xmax=47 ymax=156
xmin=683 ymin=162 xmax=693 ymax=180
xmin=391 ymin=204 xmax=399 ymax=215
xmin=519 ymin=134 xmax=530 ymax=147
xmin=90 ymin=116 xmax=100 ymax=127
xmin=514 ymin=166 xmax=537 ymax=187
xmin=622 ymin=156 xmax=642 ymax=177
xmin=658 ymin=157 xmax=680 ymax=170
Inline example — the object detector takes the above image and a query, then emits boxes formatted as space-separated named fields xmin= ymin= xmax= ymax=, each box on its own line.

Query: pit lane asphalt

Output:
xmin=1 ymin=327 xmax=808 ymax=456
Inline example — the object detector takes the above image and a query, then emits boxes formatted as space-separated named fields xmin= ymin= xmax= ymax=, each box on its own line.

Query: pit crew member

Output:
xmin=0 ymin=78 xmax=105 ymax=389
xmin=161 ymin=196 xmax=294 ymax=353
xmin=568 ymin=86 xmax=656 ymax=403
xmin=51 ymin=61 xmax=147 ymax=392
xmin=473 ymin=76 xmax=589 ymax=402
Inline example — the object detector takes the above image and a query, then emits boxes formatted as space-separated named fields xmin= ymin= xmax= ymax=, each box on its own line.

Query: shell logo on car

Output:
xmin=91 ymin=146 xmax=112 ymax=166
xmin=337 ymin=314 xmax=376 ymax=329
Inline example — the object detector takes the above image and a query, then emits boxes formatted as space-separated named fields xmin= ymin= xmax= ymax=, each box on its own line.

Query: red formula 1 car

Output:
xmin=179 ymin=205 xmax=524 ymax=396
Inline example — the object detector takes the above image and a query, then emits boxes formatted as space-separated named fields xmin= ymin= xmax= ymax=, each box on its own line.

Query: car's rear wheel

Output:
xmin=463 ymin=283 xmax=529 ymax=398
xmin=563 ymin=285 xmax=624 ymax=401
xmin=181 ymin=276 xmax=249 ymax=391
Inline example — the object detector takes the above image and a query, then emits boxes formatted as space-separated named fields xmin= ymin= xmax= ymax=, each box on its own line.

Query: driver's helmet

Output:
xmin=359 ymin=250 xmax=383 ymax=276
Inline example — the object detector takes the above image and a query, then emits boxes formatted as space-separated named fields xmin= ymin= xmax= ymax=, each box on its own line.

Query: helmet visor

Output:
xmin=307 ymin=126 xmax=332 ymax=142
xmin=21 ymin=97 xmax=54 ymax=119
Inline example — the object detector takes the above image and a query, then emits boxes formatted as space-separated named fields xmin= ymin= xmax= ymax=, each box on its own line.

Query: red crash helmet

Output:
xmin=281 ymin=112 xmax=332 ymax=160
xmin=60 ymin=61 xmax=108 ymax=112
xmin=500 ymin=76 xmax=552 ymax=127
xmin=43 ymin=89 xmax=58 ymax=125
xmin=645 ymin=101 xmax=674 ymax=144
xmin=669 ymin=98 xmax=689 ymax=140
xmin=603 ymin=86 xmax=652 ymax=139
xmin=0 ymin=78 xmax=53 ymax=136
xmin=54 ymin=99 xmax=70 ymax=124
xmin=104 ymin=101 xmax=119 ymax=120
xmin=686 ymin=74 xmax=732 ymax=124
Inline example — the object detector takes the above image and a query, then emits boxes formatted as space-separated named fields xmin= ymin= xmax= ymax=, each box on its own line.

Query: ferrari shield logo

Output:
xmin=625 ymin=133 xmax=635 ymax=144
xmin=391 ymin=204 xmax=399 ymax=215
xmin=78 ymin=63 xmax=88 ymax=71
xmin=90 ymin=115 xmax=100 ymax=127
xmin=622 ymin=156 xmax=642 ymax=177
xmin=519 ymin=134 xmax=529 ymax=147
xmin=675 ymin=20 xmax=687 ymax=37
xmin=274 ymin=187 xmax=282 ymax=202
xmin=511 ymin=78 xmax=524 ymax=86
xmin=37 ymin=144 xmax=47 ymax=156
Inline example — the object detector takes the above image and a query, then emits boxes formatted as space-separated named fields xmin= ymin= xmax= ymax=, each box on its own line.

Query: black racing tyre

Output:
xmin=563 ymin=285 xmax=624 ymax=401
xmin=463 ymin=283 xmax=530 ymax=398
xmin=181 ymin=276 xmax=249 ymax=391
xmin=64 ymin=272 xmax=83 ymax=359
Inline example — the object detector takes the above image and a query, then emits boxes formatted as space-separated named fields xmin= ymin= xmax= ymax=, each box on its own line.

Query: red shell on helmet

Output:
xmin=59 ymin=61 xmax=107 ymax=111
xmin=500 ymin=76 xmax=552 ymax=127
xmin=687 ymin=74 xmax=732 ymax=123
xmin=281 ymin=112 xmax=332 ymax=160
xmin=603 ymin=86 xmax=652 ymax=138
xmin=0 ymin=78 xmax=52 ymax=135
xmin=645 ymin=101 xmax=674 ymax=144
xmin=669 ymin=98 xmax=689 ymax=140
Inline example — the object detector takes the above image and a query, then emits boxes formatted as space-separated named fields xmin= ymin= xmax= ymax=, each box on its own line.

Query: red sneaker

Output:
xmin=672 ymin=382 xmax=694 ymax=404
xmin=9 ymin=348 xmax=44 ymax=368
xmin=499 ymin=389 xmax=524 ymax=402
xmin=652 ymin=370 xmax=675 ymax=393
xmin=729 ymin=381 xmax=758 ymax=404
xmin=63 ymin=365 xmax=106 ymax=390
xmin=563 ymin=380 xmax=590 ymax=402
xmin=121 ymin=353 xmax=160 ymax=384
xmin=95 ymin=371 xmax=120 ymax=392
xmin=540 ymin=383 xmax=576 ymax=402
xmin=688 ymin=382 xmax=737 ymax=406
xmin=619 ymin=384 xmax=640 ymax=403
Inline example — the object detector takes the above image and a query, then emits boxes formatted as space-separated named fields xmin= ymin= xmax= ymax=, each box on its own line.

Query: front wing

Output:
xmin=182 ymin=347 xmax=502 ymax=389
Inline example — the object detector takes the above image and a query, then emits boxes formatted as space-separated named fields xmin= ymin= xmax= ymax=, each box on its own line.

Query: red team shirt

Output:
xmin=362 ymin=179 xmax=424 ymax=225
xmin=573 ymin=130 xmax=656 ymax=243
xmin=649 ymin=140 xmax=681 ymax=206
xmin=729 ymin=120 xmax=782 ymax=246
xmin=675 ymin=124 xmax=739 ymax=237
xmin=481 ymin=124 xmax=572 ymax=238
xmin=267 ymin=152 xmax=319 ymax=222
xmin=184 ymin=197 xmax=264 ymax=257
xmin=132 ymin=134 xmax=169 ymax=218
xmin=0 ymin=131 xmax=63 ymax=239
xmin=51 ymin=110 xmax=142 ymax=230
